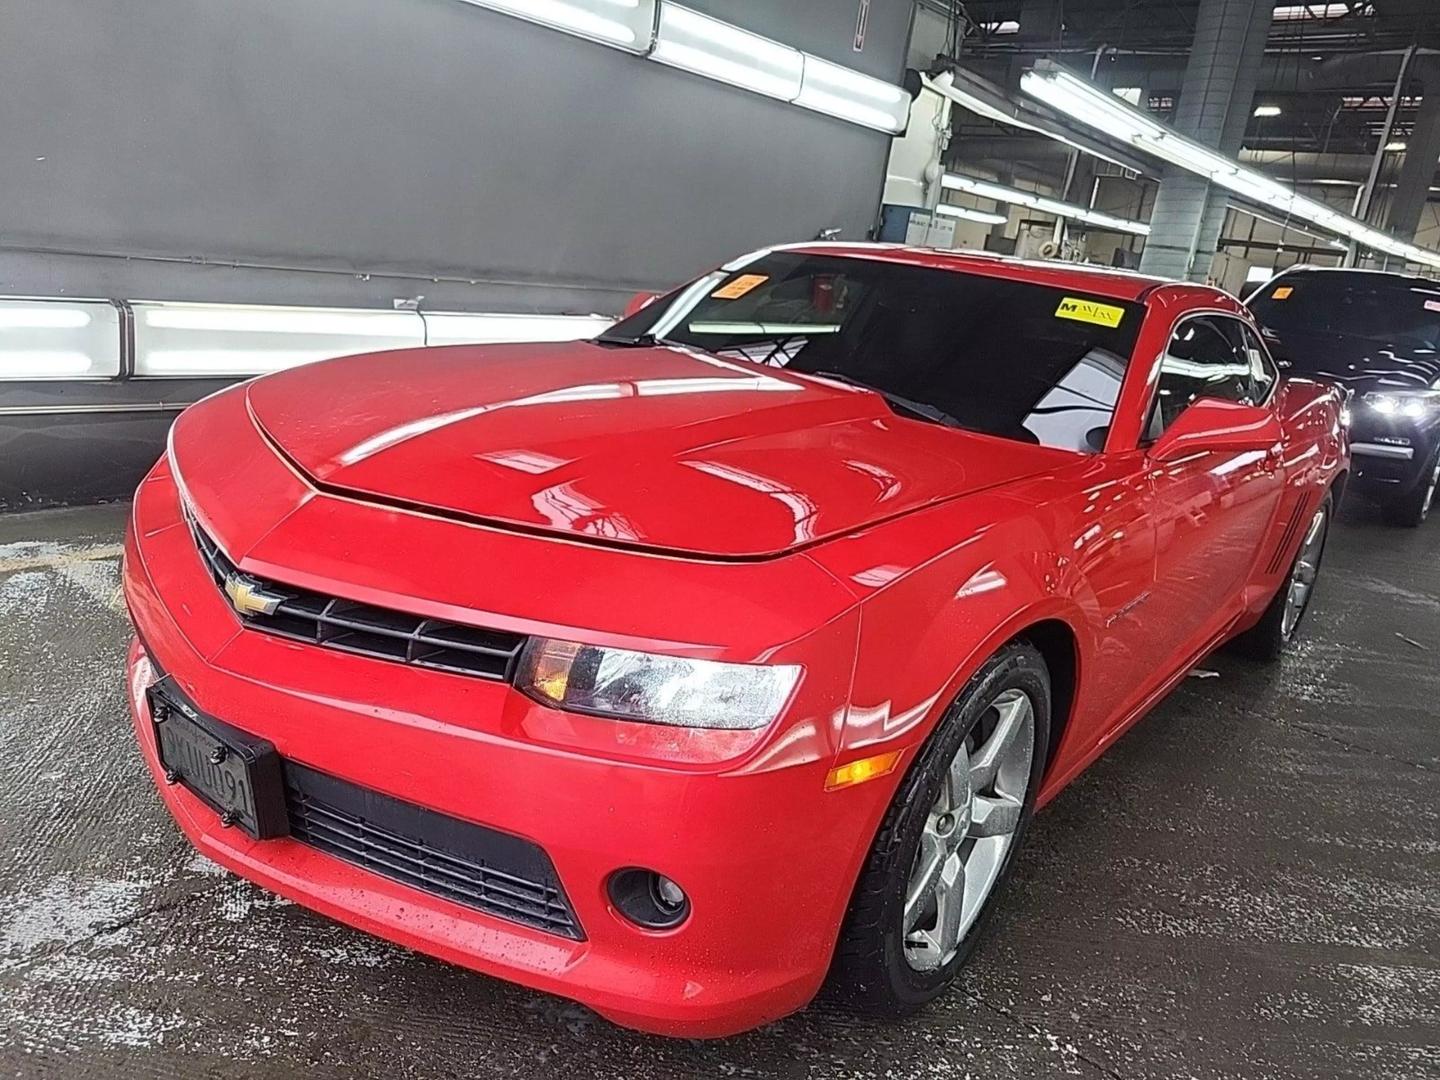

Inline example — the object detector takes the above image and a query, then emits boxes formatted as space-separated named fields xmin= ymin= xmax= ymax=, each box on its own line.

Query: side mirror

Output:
xmin=621 ymin=291 xmax=662 ymax=319
xmin=1149 ymin=397 xmax=1283 ymax=463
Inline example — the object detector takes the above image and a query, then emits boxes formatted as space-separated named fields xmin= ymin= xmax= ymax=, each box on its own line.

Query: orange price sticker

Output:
xmin=711 ymin=274 xmax=769 ymax=300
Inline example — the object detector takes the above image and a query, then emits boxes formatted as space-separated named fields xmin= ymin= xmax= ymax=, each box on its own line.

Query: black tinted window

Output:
xmin=1250 ymin=274 xmax=1440 ymax=351
xmin=606 ymin=253 xmax=1144 ymax=453
xmin=1239 ymin=323 xmax=1277 ymax=402
xmin=1150 ymin=316 xmax=1254 ymax=436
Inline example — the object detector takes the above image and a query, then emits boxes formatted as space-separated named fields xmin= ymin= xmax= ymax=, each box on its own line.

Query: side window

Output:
xmin=1238 ymin=323 xmax=1278 ymax=403
xmin=1148 ymin=315 xmax=1254 ymax=437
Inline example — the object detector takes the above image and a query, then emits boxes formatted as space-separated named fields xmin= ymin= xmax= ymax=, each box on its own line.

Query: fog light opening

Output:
xmin=608 ymin=868 xmax=691 ymax=930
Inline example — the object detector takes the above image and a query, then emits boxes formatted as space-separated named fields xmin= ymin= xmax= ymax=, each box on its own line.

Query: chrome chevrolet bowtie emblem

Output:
xmin=223 ymin=573 xmax=284 ymax=617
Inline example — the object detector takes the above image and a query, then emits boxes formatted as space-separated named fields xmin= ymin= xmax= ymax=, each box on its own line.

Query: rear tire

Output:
xmin=1230 ymin=493 xmax=1332 ymax=661
xmin=828 ymin=642 xmax=1050 ymax=1017
xmin=1380 ymin=450 xmax=1440 ymax=527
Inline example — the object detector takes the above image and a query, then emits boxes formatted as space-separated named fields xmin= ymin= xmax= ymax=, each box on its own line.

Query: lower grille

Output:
xmin=284 ymin=761 xmax=582 ymax=940
xmin=187 ymin=512 xmax=528 ymax=681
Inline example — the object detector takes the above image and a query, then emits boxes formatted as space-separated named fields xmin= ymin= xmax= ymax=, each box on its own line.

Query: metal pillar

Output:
xmin=1053 ymin=44 xmax=1110 ymax=244
xmin=1347 ymin=44 xmax=1418 ymax=266
xmin=1387 ymin=81 xmax=1440 ymax=244
xmin=1138 ymin=0 xmax=1271 ymax=282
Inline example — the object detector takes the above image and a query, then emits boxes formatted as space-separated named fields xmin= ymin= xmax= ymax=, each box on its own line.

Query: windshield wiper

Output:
xmin=805 ymin=370 xmax=964 ymax=429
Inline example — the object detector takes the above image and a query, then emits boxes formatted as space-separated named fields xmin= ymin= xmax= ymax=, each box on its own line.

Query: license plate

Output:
xmin=148 ymin=678 xmax=289 ymax=839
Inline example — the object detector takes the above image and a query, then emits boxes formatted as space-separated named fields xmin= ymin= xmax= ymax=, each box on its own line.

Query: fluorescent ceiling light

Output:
xmin=0 ymin=306 xmax=92 ymax=330
xmin=649 ymin=4 xmax=907 ymax=131
xmin=935 ymin=203 xmax=1008 ymax=225
xmin=1385 ymin=140 xmax=1408 ymax=151
xmin=923 ymin=71 xmax=1144 ymax=174
xmin=942 ymin=172 xmax=1151 ymax=235
xmin=132 ymin=302 xmax=613 ymax=377
xmin=0 ymin=351 xmax=98 ymax=377
xmin=1253 ymin=105 xmax=1282 ymax=117
xmin=1227 ymin=204 xmax=1349 ymax=250
xmin=982 ymin=20 xmax=1020 ymax=34
xmin=457 ymin=1 xmax=908 ymax=135
xmin=0 ymin=299 xmax=121 ymax=380
xmin=139 ymin=349 xmax=344 ymax=376
xmin=1020 ymin=64 xmax=1440 ymax=269
xmin=652 ymin=4 xmax=802 ymax=101
xmin=422 ymin=312 xmax=613 ymax=346
xmin=456 ymin=0 xmax=657 ymax=51
xmin=794 ymin=54 xmax=910 ymax=133
xmin=140 ymin=305 xmax=418 ymax=336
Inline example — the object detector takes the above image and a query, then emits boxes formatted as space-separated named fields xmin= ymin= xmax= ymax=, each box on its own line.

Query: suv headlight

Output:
xmin=1365 ymin=390 xmax=1440 ymax=419
xmin=517 ymin=638 xmax=801 ymax=730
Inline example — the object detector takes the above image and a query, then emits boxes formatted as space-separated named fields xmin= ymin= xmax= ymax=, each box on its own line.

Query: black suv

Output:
xmin=1248 ymin=268 xmax=1440 ymax=526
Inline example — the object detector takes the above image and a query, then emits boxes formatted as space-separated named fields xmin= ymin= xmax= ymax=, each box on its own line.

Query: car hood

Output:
xmin=1278 ymin=328 xmax=1440 ymax=394
xmin=244 ymin=342 xmax=1073 ymax=559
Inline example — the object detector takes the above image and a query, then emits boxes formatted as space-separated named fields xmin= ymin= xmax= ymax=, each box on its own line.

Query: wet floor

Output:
xmin=1 ymin=500 xmax=1436 ymax=1079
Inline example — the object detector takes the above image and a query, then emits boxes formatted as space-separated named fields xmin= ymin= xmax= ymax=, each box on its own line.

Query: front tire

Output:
xmin=1380 ymin=450 xmax=1440 ymax=527
xmin=829 ymin=642 xmax=1051 ymax=1017
xmin=1230 ymin=493 xmax=1332 ymax=661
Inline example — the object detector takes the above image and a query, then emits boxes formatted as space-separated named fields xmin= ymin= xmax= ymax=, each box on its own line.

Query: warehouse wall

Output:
xmin=0 ymin=0 xmax=909 ymax=314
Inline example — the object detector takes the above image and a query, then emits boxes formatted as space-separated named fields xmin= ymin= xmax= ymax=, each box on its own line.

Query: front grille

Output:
xmin=188 ymin=514 xmax=528 ymax=681
xmin=285 ymin=761 xmax=583 ymax=939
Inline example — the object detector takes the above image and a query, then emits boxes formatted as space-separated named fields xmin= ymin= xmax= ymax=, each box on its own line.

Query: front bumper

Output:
xmin=123 ymin=460 xmax=890 ymax=1038
xmin=1347 ymin=411 xmax=1439 ymax=494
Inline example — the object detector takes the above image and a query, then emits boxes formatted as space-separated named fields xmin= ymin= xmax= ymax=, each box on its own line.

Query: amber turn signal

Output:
xmin=825 ymin=750 xmax=903 ymax=791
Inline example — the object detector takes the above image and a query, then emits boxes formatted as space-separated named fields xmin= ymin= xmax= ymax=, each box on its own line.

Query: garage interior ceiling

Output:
xmin=923 ymin=0 xmax=1440 ymax=264
xmin=1022 ymin=61 xmax=1440 ymax=266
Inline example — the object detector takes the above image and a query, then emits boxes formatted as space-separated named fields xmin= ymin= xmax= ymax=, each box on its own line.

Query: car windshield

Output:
xmin=602 ymin=252 xmax=1145 ymax=453
xmin=1249 ymin=273 xmax=1440 ymax=356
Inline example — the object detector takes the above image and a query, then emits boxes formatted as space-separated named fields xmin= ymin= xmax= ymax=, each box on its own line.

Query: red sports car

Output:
xmin=123 ymin=244 xmax=1347 ymax=1037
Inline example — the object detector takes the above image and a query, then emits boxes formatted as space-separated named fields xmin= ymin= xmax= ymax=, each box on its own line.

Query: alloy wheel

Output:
xmin=1422 ymin=457 xmax=1440 ymax=522
xmin=902 ymin=688 xmax=1035 ymax=972
xmin=1281 ymin=504 xmax=1328 ymax=639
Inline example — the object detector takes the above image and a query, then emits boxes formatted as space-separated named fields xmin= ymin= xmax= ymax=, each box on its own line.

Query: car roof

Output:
xmin=775 ymin=242 xmax=1204 ymax=304
xmin=1264 ymin=264 xmax=1438 ymax=289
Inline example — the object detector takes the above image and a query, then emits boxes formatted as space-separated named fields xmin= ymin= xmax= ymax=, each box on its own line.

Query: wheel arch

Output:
xmin=1330 ymin=466 xmax=1348 ymax=506
xmin=1011 ymin=618 xmax=1079 ymax=785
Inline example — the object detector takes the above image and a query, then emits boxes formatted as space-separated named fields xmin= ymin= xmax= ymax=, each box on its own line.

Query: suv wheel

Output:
xmin=1381 ymin=450 xmax=1440 ymax=527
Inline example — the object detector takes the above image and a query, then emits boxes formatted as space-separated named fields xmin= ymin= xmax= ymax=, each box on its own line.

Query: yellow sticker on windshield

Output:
xmin=1272 ymin=286 xmax=1294 ymax=300
xmin=711 ymin=274 xmax=769 ymax=300
xmin=1055 ymin=296 xmax=1125 ymax=328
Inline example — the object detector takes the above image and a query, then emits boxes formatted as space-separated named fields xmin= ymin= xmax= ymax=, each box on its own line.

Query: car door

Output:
xmin=1142 ymin=313 xmax=1287 ymax=665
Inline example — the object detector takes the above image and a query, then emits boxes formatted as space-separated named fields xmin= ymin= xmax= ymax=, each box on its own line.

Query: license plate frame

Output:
xmin=147 ymin=677 xmax=289 ymax=840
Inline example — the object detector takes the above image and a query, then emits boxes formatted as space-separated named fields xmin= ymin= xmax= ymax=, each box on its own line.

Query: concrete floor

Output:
xmin=0 ymin=501 xmax=1436 ymax=1080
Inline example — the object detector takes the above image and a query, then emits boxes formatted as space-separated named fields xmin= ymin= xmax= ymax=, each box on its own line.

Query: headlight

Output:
xmin=1365 ymin=390 xmax=1440 ymax=419
xmin=517 ymin=638 xmax=801 ymax=730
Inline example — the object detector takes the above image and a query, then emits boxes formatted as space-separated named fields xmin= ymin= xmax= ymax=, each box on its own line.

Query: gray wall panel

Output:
xmin=0 ymin=0 xmax=905 ymax=312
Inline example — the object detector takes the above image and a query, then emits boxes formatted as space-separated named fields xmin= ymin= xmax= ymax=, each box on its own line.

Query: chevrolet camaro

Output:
xmin=123 ymin=244 xmax=1347 ymax=1037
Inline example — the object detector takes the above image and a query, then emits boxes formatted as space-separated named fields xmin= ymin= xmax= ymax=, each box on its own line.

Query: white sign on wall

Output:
xmin=904 ymin=212 xmax=957 ymax=250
